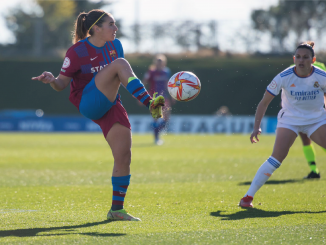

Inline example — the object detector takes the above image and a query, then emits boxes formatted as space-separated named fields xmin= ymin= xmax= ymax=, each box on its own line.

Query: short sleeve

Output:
xmin=59 ymin=47 xmax=80 ymax=78
xmin=120 ymin=45 xmax=124 ymax=58
xmin=114 ymin=39 xmax=124 ymax=58
xmin=266 ymin=75 xmax=282 ymax=96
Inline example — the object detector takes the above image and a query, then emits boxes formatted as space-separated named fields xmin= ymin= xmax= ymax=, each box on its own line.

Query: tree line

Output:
xmin=1 ymin=0 xmax=326 ymax=57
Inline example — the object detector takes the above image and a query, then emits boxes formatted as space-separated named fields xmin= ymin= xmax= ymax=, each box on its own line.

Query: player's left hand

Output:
xmin=250 ymin=128 xmax=262 ymax=144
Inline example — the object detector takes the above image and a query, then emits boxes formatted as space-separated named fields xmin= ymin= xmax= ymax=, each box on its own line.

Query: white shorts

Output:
xmin=277 ymin=119 xmax=326 ymax=138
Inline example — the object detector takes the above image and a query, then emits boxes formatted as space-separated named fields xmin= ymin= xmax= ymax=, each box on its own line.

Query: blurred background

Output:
xmin=1 ymin=0 xmax=325 ymax=134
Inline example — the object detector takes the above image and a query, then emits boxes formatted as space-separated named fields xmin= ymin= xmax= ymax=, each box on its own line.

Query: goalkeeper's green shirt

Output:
xmin=313 ymin=61 xmax=326 ymax=71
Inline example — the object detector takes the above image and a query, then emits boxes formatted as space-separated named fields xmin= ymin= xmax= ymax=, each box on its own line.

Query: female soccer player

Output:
xmin=240 ymin=41 xmax=326 ymax=208
xmin=32 ymin=9 xmax=165 ymax=220
xmin=143 ymin=54 xmax=172 ymax=145
xmin=294 ymin=54 xmax=326 ymax=179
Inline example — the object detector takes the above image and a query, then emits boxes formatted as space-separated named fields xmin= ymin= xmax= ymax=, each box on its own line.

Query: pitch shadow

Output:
xmin=211 ymin=208 xmax=326 ymax=220
xmin=238 ymin=179 xmax=304 ymax=186
xmin=0 ymin=220 xmax=125 ymax=238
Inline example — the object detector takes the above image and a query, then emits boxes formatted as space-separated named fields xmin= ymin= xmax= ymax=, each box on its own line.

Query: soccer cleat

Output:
xmin=155 ymin=139 xmax=164 ymax=146
xmin=239 ymin=195 xmax=254 ymax=208
xmin=149 ymin=92 xmax=165 ymax=119
xmin=304 ymin=171 xmax=320 ymax=179
xmin=107 ymin=209 xmax=141 ymax=221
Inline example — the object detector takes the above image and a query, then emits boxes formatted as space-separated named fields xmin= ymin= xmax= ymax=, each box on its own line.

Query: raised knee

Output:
xmin=113 ymin=58 xmax=129 ymax=67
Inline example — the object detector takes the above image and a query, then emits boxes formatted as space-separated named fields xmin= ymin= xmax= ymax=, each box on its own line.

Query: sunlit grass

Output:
xmin=0 ymin=133 xmax=325 ymax=244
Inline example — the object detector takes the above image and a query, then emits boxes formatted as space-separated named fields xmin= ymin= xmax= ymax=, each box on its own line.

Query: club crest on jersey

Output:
xmin=109 ymin=50 xmax=117 ymax=58
xmin=62 ymin=57 xmax=70 ymax=69
xmin=314 ymin=82 xmax=320 ymax=88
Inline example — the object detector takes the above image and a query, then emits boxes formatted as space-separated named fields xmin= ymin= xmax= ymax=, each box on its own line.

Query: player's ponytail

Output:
xmin=73 ymin=12 xmax=88 ymax=44
xmin=304 ymin=41 xmax=315 ymax=49
xmin=73 ymin=9 xmax=111 ymax=44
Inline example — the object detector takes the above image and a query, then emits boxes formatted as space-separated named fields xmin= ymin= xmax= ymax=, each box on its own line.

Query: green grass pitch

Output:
xmin=0 ymin=133 xmax=325 ymax=244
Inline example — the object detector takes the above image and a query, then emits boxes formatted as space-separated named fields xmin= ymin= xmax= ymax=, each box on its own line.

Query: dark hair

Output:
xmin=73 ymin=9 xmax=111 ymax=44
xmin=295 ymin=41 xmax=315 ymax=57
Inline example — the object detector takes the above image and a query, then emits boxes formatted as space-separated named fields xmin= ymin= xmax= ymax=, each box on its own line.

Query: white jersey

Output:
xmin=267 ymin=66 xmax=326 ymax=125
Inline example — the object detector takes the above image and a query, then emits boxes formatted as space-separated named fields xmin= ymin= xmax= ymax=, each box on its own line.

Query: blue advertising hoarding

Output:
xmin=0 ymin=115 xmax=277 ymax=134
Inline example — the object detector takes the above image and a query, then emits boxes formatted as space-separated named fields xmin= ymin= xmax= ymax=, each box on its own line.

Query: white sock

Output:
xmin=245 ymin=156 xmax=281 ymax=198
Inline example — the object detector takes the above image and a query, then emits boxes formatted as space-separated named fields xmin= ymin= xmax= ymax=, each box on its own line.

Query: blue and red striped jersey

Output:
xmin=60 ymin=37 xmax=124 ymax=110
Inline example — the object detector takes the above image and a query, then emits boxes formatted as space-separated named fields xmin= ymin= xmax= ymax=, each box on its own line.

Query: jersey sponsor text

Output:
xmin=291 ymin=90 xmax=319 ymax=101
xmin=91 ymin=64 xmax=109 ymax=73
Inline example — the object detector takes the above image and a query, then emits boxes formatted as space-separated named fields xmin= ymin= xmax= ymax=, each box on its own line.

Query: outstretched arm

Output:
xmin=32 ymin=72 xmax=71 ymax=92
xmin=250 ymin=91 xmax=275 ymax=143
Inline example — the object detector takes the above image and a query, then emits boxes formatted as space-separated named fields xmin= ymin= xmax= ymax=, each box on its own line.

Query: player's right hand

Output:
xmin=250 ymin=128 xmax=262 ymax=144
xmin=32 ymin=72 xmax=55 ymax=84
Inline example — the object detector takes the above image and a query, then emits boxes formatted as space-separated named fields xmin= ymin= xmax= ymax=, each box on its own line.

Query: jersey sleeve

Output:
xmin=59 ymin=47 xmax=80 ymax=78
xmin=114 ymin=39 xmax=124 ymax=58
xmin=120 ymin=44 xmax=124 ymax=58
xmin=266 ymin=74 xmax=282 ymax=96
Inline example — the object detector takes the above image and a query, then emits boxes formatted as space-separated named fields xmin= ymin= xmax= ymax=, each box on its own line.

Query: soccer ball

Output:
xmin=167 ymin=71 xmax=201 ymax=101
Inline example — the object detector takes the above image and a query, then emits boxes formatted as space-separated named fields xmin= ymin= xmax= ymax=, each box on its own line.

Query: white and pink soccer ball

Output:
xmin=167 ymin=71 xmax=201 ymax=102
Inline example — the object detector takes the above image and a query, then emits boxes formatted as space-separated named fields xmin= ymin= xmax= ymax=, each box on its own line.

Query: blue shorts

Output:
xmin=79 ymin=77 xmax=118 ymax=120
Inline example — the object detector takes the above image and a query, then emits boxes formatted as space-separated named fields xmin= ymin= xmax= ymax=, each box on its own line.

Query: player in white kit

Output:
xmin=239 ymin=41 xmax=326 ymax=208
xmin=289 ymin=42 xmax=326 ymax=179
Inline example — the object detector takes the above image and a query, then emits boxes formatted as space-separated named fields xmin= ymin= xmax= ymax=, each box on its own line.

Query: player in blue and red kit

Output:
xmin=32 ymin=9 xmax=165 ymax=221
xmin=143 ymin=54 xmax=172 ymax=145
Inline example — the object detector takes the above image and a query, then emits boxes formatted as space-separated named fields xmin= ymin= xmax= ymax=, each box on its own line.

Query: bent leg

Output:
xmin=95 ymin=58 xmax=152 ymax=108
xmin=308 ymin=124 xmax=326 ymax=177
xmin=310 ymin=123 xmax=326 ymax=155
xmin=310 ymin=124 xmax=326 ymax=149
xmin=95 ymin=58 xmax=136 ymax=102
xmin=244 ymin=128 xmax=297 ymax=199
xmin=271 ymin=128 xmax=297 ymax=162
